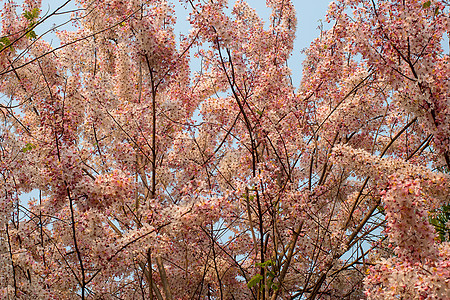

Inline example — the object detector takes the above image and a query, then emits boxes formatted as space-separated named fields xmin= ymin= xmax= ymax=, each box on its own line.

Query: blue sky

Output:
xmin=172 ymin=0 xmax=333 ymax=87
xmin=19 ymin=0 xmax=450 ymax=87
xmin=35 ymin=0 xmax=332 ymax=87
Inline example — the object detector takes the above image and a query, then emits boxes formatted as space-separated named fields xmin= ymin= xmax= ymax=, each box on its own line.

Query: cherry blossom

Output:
xmin=0 ymin=0 xmax=448 ymax=299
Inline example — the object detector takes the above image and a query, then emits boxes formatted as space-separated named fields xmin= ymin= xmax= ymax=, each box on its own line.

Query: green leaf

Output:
xmin=21 ymin=143 xmax=35 ymax=153
xmin=271 ymin=282 xmax=279 ymax=291
xmin=0 ymin=37 xmax=10 ymax=51
xmin=256 ymin=259 xmax=273 ymax=268
xmin=23 ymin=8 xmax=40 ymax=20
xmin=422 ymin=1 xmax=431 ymax=8
xmin=31 ymin=8 xmax=40 ymax=19
xmin=26 ymin=30 xmax=37 ymax=40
xmin=429 ymin=203 xmax=450 ymax=242
xmin=23 ymin=8 xmax=39 ymax=40
xmin=23 ymin=11 xmax=33 ymax=20
xmin=247 ymin=274 xmax=263 ymax=288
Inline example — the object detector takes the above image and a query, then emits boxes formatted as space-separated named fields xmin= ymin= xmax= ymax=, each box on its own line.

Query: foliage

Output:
xmin=0 ymin=37 xmax=11 ymax=51
xmin=0 ymin=0 xmax=448 ymax=299
xmin=429 ymin=204 xmax=450 ymax=242
xmin=23 ymin=7 xmax=39 ymax=39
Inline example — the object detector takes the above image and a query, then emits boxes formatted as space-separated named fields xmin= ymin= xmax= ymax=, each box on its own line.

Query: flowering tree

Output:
xmin=0 ymin=0 xmax=449 ymax=298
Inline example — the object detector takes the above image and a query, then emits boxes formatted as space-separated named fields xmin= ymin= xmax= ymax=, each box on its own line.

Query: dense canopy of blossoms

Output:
xmin=0 ymin=0 xmax=448 ymax=299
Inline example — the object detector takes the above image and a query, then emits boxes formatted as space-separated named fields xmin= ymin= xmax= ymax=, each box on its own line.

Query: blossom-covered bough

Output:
xmin=0 ymin=0 xmax=448 ymax=298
